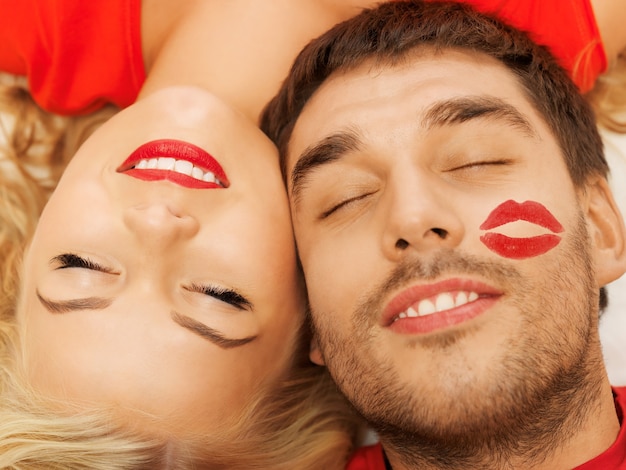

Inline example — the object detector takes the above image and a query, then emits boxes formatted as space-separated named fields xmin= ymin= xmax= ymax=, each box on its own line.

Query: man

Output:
xmin=261 ymin=1 xmax=626 ymax=468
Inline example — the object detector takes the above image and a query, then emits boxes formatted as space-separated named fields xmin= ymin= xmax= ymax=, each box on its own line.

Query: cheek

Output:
xmin=230 ymin=207 xmax=297 ymax=274
xmin=23 ymin=313 xmax=266 ymax=424
xmin=300 ymin=230 xmax=373 ymax=315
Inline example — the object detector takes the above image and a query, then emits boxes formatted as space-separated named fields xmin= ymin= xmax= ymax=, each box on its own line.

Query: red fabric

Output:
xmin=439 ymin=0 xmax=606 ymax=92
xmin=575 ymin=387 xmax=626 ymax=469
xmin=0 ymin=0 xmax=144 ymax=115
xmin=346 ymin=442 xmax=385 ymax=470
xmin=0 ymin=0 xmax=604 ymax=114
xmin=347 ymin=387 xmax=626 ymax=469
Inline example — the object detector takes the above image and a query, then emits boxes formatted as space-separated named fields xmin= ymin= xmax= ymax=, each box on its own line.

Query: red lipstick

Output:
xmin=116 ymin=139 xmax=230 ymax=189
xmin=480 ymin=200 xmax=563 ymax=232
xmin=480 ymin=200 xmax=563 ymax=259
xmin=480 ymin=233 xmax=561 ymax=259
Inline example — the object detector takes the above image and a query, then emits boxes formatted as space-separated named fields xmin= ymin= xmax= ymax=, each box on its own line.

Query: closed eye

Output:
xmin=321 ymin=192 xmax=376 ymax=220
xmin=52 ymin=253 xmax=118 ymax=274
xmin=448 ymin=159 xmax=512 ymax=172
xmin=185 ymin=283 xmax=252 ymax=310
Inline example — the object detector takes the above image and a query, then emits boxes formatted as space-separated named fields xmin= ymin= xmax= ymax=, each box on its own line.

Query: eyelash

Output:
xmin=451 ymin=159 xmax=511 ymax=172
xmin=322 ymin=192 xmax=375 ymax=219
xmin=54 ymin=253 xmax=116 ymax=274
xmin=320 ymin=159 xmax=510 ymax=219
xmin=53 ymin=255 xmax=250 ymax=309
xmin=185 ymin=283 xmax=251 ymax=310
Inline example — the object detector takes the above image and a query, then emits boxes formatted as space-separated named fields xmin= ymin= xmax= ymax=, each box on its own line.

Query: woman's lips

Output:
xmin=116 ymin=139 xmax=230 ymax=189
xmin=382 ymin=278 xmax=502 ymax=335
xmin=480 ymin=200 xmax=563 ymax=259
xmin=480 ymin=200 xmax=564 ymax=232
xmin=480 ymin=232 xmax=561 ymax=259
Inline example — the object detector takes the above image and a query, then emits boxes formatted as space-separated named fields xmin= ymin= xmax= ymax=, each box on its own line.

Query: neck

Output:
xmin=383 ymin=378 xmax=619 ymax=470
xmin=139 ymin=0 xmax=382 ymax=123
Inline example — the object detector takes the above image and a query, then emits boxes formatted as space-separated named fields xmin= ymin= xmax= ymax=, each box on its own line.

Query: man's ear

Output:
xmin=309 ymin=335 xmax=326 ymax=365
xmin=583 ymin=176 xmax=626 ymax=286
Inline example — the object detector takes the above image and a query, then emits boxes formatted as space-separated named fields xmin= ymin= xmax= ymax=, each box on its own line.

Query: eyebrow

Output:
xmin=289 ymin=96 xmax=536 ymax=202
xmin=290 ymin=129 xmax=361 ymax=205
xmin=422 ymin=96 xmax=536 ymax=137
xmin=170 ymin=311 xmax=257 ymax=349
xmin=36 ymin=290 xmax=256 ymax=350
xmin=37 ymin=290 xmax=113 ymax=313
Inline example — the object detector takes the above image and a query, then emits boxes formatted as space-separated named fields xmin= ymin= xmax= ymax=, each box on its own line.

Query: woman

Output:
xmin=0 ymin=84 xmax=358 ymax=468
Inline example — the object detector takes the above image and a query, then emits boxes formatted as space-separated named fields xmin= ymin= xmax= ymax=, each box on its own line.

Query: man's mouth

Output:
xmin=392 ymin=290 xmax=479 ymax=322
xmin=382 ymin=279 xmax=501 ymax=334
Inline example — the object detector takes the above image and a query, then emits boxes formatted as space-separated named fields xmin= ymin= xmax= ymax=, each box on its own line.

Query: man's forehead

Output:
xmin=288 ymin=49 xmax=537 ymax=164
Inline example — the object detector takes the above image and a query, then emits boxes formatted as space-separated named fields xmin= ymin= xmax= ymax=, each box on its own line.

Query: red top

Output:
xmin=0 ymin=0 xmax=144 ymax=114
xmin=0 ymin=0 xmax=605 ymax=115
xmin=347 ymin=386 xmax=626 ymax=469
xmin=445 ymin=0 xmax=606 ymax=93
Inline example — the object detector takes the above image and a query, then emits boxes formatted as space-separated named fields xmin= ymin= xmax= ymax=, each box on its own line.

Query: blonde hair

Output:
xmin=0 ymin=75 xmax=359 ymax=469
xmin=586 ymin=49 xmax=626 ymax=133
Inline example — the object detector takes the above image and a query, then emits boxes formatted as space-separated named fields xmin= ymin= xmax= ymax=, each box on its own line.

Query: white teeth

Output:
xmin=191 ymin=166 xmax=204 ymax=180
xmin=417 ymin=299 xmax=436 ymax=316
xmin=157 ymin=157 xmax=176 ymax=170
xmin=131 ymin=158 xmax=223 ymax=186
xmin=202 ymin=172 xmax=216 ymax=183
xmin=456 ymin=291 xmax=468 ymax=306
xmin=406 ymin=307 xmax=419 ymax=318
xmin=435 ymin=292 xmax=455 ymax=311
xmin=174 ymin=159 xmax=194 ymax=176
xmin=395 ymin=290 xmax=480 ymax=322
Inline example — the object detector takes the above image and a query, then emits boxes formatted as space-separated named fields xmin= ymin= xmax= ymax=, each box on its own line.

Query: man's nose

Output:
xmin=123 ymin=203 xmax=200 ymax=247
xmin=380 ymin=171 xmax=464 ymax=261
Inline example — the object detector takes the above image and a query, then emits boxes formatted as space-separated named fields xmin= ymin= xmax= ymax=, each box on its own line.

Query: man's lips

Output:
xmin=381 ymin=278 xmax=502 ymax=334
xmin=116 ymin=139 xmax=230 ymax=189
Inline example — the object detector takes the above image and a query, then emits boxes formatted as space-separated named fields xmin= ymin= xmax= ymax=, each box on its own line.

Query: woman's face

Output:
xmin=18 ymin=86 xmax=304 ymax=438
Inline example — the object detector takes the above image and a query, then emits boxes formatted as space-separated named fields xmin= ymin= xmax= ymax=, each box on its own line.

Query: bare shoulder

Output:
xmin=139 ymin=0 xmax=382 ymax=122
xmin=140 ymin=0 xmax=201 ymax=72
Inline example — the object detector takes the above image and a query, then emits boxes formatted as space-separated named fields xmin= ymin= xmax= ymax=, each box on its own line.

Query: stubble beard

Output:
xmin=310 ymin=215 xmax=604 ymax=469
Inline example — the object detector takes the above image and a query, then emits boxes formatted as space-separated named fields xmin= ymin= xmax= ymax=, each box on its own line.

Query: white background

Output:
xmin=600 ymin=128 xmax=626 ymax=386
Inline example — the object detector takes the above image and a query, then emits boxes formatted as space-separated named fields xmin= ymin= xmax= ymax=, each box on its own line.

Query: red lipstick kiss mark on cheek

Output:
xmin=480 ymin=200 xmax=564 ymax=232
xmin=480 ymin=200 xmax=563 ymax=259
xmin=480 ymin=233 xmax=561 ymax=259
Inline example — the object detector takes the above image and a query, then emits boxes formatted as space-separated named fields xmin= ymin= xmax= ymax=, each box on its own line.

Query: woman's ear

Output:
xmin=583 ymin=176 xmax=626 ymax=286
xmin=309 ymin=335 xmax=326 ymax=365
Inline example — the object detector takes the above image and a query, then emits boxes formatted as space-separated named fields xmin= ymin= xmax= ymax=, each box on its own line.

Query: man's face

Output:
xmin=285 ymin=49 xmax=619 ymax=445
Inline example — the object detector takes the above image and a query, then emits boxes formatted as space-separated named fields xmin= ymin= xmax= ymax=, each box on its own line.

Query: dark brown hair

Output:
xmin=261 ymin=0 xmax=608 ymax=185
xmin=260 ymin=0 xmax=609 ymax=310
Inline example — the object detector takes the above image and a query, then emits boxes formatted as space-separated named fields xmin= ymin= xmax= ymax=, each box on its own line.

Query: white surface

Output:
xmin=600 ymin=128 xmax=626 ymax=386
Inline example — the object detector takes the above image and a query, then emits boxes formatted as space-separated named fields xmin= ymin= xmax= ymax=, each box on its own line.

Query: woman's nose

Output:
xmin=123 ymin=203 xmax=200 ymax=247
